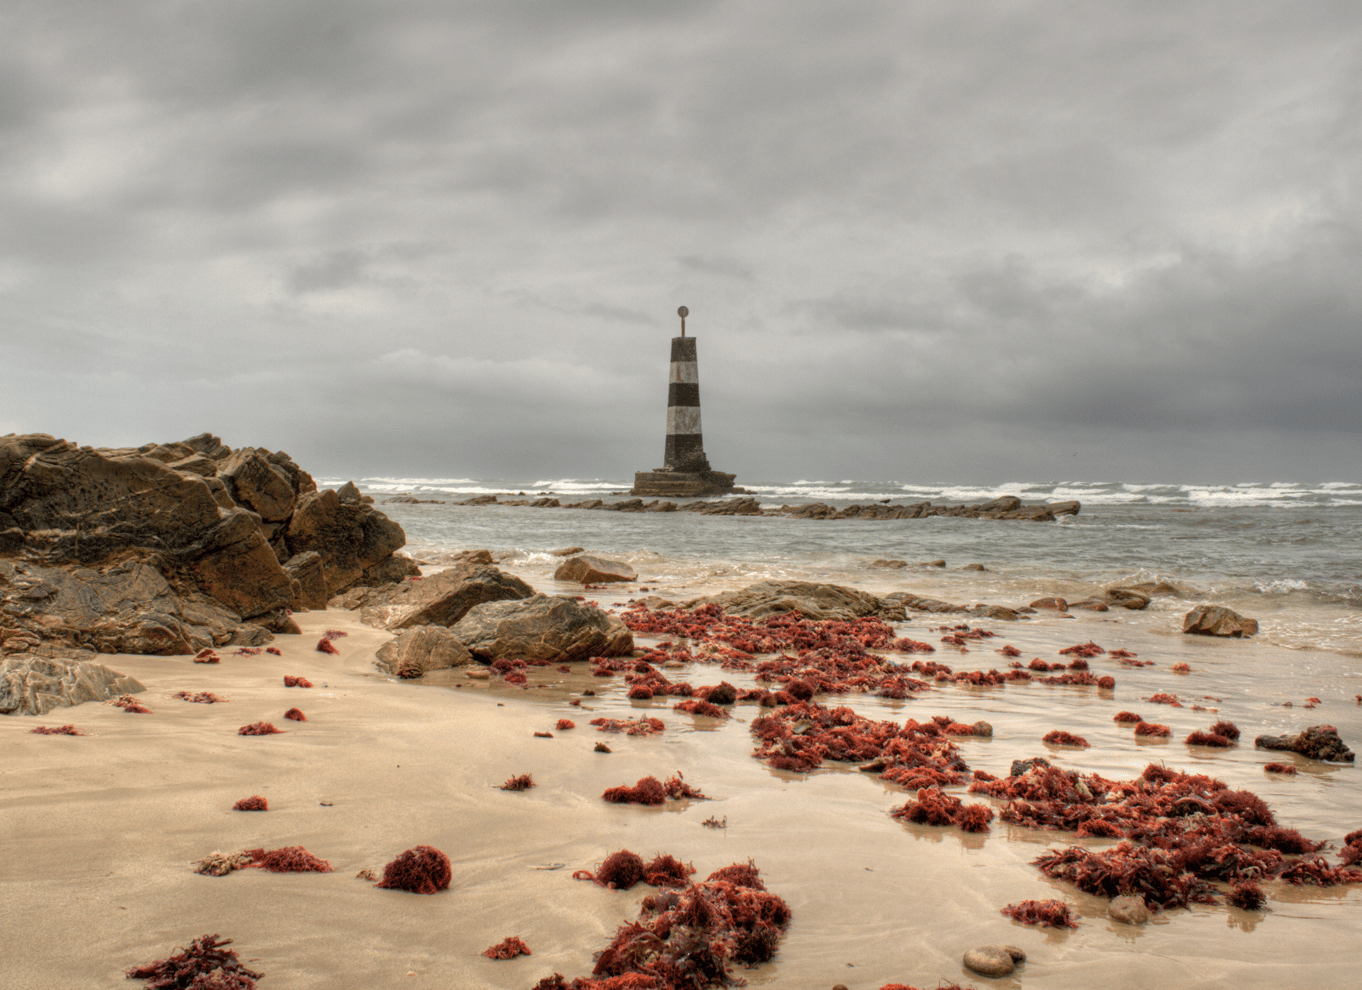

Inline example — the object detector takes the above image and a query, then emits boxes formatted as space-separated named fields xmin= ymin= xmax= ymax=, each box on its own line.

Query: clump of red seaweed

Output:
xmin=283 ymin=707 xmax=306 ymax=721
xmin=574 ymin=849 xmax=647 ymax=890
xmin=1043 ymin=730 xmax=1089 ymax=748
xmin=283 ymin=675 xmax=312 ymax=688
xmin=1263 ymin=762 xmax=1297 ymax=775
xmin=556 ymin=719 xmax=576 ymax=730
xmin=193 ymin=648 xmax=220 ymax=664
xmin=30 ymin=724 xmax=84 ymax=735
xmin=1146 ymin=693 xmax=1183 ymax=707
xmin=1001 ymin=898 xmax=1078 ymax=928
xmin=890 ymin=786 xmax=994 ymax=832
xmin=266 ymin=647 xmax=281 ymax=656
xmin=1059 ymin=642 xmax=1104 ymax=657
xmin=673 ymin=699 xmax=729 ymax=719
xmin=1186 ymin=729 xmax=1236 ymax=747
xmin=1227 ymin=880 xmax=1266 ymax=910
xmin=483 ymin=936 xmax=532 ymax=959
xmin=376 ymin=845 xmax=452 ymax=894
xmin=501 ymin=773 xmax=535 ymax=791
xmin=244 ymin=845 xmax=332 ymax=872
xmin=174 ymin=691 xmax=227 ymax=703
xmin=316 ymin=638 xmax=339 ymax=655
xmin=125 ymin=933 xmax=263 ymax=989
xmin=1134 ymin=721 xmax=1171 ymax=738
xmin=604 ymin=776 xmax=668 ymax=806
xmin=1113 ymin=711 xmax=1143 ymax=724
xmin=111 ymin=694 xmax=152 ymax=714
xmin=232 ymin=795 xmax=268 ymax=811
xmin=565 ymin=856 xmax=792 ymax=985
xmin=238 ymin=722 xmax=283 ymax=735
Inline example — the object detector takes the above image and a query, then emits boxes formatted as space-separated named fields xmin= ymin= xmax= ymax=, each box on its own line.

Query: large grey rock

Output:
xmin=685 ymin=581 xmax=882 ymax=621
xmin=375 ymin=625 xmax=473 ymax=678
xmin=1 ymin=654 xmax=145 ymax=715
xmin=554 ymin=554 xmax=637 ymax=584
xmin=357 ymin=563 xmax=533 ymax=630
xmin=452 ymin=594 xmax=633 ymax=663
xmin=1183 ymin=604 xmax=1258 ymax=637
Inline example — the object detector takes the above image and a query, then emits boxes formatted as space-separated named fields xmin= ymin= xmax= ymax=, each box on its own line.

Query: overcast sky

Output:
xmin=3 ymin=1 xmax=1359 ymax=485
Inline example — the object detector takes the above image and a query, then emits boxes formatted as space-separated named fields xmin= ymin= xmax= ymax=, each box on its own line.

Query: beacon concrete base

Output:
xmin=631 ymin=469 xmax=739 ymax=498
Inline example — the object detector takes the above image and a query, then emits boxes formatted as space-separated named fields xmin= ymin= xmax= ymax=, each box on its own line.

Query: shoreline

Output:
xmin=4 ymin=578 xmax=1361 ymax=989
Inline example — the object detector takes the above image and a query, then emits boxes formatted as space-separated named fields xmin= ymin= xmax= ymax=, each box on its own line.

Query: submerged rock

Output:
xmin=1109 ymin=894 xmax=1150 ymax=925
xmin=963 ymin=944 xmax=1023 ymax=977
xmin=554 ymin=554 xmax=637 ymax=584
xmin=1183 ymin=604 xmax=1258 ymax=637
xmin=1255 ymin=725 xmax=1355 ymax=763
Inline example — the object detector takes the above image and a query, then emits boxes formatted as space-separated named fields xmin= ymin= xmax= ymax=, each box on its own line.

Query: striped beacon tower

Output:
xmin=631 ymin=307 xmax=738 ymax=498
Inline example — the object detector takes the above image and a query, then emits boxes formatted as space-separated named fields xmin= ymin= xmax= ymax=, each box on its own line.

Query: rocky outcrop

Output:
xmin=554 ymin=554 xmax=637 ymax=584
xmin=283 ymin=552 xmax=328 ymax=611
xmin=355 ymin=563 xmax=534 ymax=631
xmin=1 ymin=654 xmax=145 ymax=715
xmin=1255 ymin=725 xmax=1354 ymax=763
xmin=374 ymin=625 xmax=473 ymax=678
xmin=686 ymin=581 xmax=882 ymax=621
xmin=1183 ymin=604 xmax=1258 ymax=637
xmin=0 ymin=432 xmax=411 ymax=655
xmin=451 ymin=594 xmax=633 ymax=663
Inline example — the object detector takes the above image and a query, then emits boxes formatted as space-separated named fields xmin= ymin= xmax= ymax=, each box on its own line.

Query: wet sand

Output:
xmin=2 ymin=595 xmax=1360 ymax=989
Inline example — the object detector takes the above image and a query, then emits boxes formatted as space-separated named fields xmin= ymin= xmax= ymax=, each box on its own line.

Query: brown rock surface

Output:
xmin=283 ymin=552 xmax=329 ymax=610
xmin=684 ymin=581 xmax=882 ymax=621
xmin=963 ymin=945 xmax=1017 ymax=977
xmin=285 ymin=488 xmax=406 ymax=596
xmin=374 ymin=625 xmax=473 ymax=678
xmin=554 ymin=554 xmax=637 ymax=584
xmin=451 ymin=594 xmax=633 ymax=663
xmin=1183 ymin=604 xmax=1258 ymax=637
xmin=1255 ymin=725 xmax=1354 ymax=763
xmin=357 ymin=563 xmax=534 ymax=631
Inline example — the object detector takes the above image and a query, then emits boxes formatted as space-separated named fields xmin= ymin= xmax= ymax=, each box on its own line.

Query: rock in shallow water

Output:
xmin=963 ymin=944 xmax=1024 ymax=977
xmin=1255 ymin=725 xmax=1355 ymax=763
xmin=1109 ymin=894 xmax=1150 ymax=924
xmin=1183 ymin=603 xmax=1258 ymax=637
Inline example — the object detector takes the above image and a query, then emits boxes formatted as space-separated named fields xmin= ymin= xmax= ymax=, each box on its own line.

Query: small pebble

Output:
xmin=964 ymin=944 xmax=1017 ymax=977
xmin=1109 ymin=894 xmax=1149 ymax=924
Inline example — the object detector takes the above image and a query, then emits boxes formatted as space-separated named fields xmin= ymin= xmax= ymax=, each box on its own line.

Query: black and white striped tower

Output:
xmin=632 ymin=306 xmax=738 ymax=497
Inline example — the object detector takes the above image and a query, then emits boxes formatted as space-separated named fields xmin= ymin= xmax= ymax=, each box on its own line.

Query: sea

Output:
xmin=323 ymin=476 xmax=1362 ymax=659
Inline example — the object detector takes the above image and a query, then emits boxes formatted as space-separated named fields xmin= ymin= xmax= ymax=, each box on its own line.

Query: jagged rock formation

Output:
xmin=0 ymin=432 xmax=411 ymax=659
xmin=345 ymin=563 xmax=534 ymax=631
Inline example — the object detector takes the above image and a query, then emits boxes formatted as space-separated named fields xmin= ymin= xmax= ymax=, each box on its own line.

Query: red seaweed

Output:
xmin=590 ymin=716 xmax=665 ymax=736
xmin=673 ymin=699 xmax=729 ymax=719
xmin=30 ymin=724 xmax=84 ymax=735
xmin=244 ymin=845 xmax=331 ymax=873
xmin=375 ymin=845 xmax=452 ymax=894
xmin=1059 ymin=642 xmax=1104 ymax=657
xmin=283 ymin=675 xmax=312 ymax=688
xmin=232 ymin=796 xmax=268 ymax=811
xmin=574 ymin=849 xmax=647 ymax=890
xmin=283 ymin=707 xmax=306 ymax=721
xmin=1135 ymin=721 xmax=1171 ymax=737
xmin=237 ymin=722 xmax=283 ymax=735
xmin=556 ymin=719 xmax=576 ymax=730
xmin=1186 ymin=730 xmax=1235 ymax=748
xmin=1227 ymin=880 xmax=1266 ymax=910
xmin=1043 ymin=730 xmax=1090 ymax=748
xmin=265 ymin=647 xmax=281 ymax=656
xmin=1146 ymin=693 xmax=1183 ymax=707
xmin=890 ymin=786 xmax=994 ymax=832
xmin=1263 ymin=762 xmax=1296 ymax=775
xmin=1001 ymin=898 xmax=1078 ymax=928
xmin=501 ymin=774 xmax=535 ymax=791
xmin=125 ymin=934 xmax=263 ymax=989
xmin=111 ymin=694 xmax=152 ymax=714
xmin=1209 ymin=720 xmax=1241 ymax=741
xmin=603 ymin=776 xmax=668 ymax=806
xmin=316 ymin=638 xmax=339 ymax=655
xmin=483 ymin=936 xmax=532 ymax=959
xmin=1113 ymin=711 xmax=1144 ymax=723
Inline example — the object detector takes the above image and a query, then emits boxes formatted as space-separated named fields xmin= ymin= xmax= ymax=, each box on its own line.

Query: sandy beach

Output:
xmin=4 ymin=587 xmax=1361 ymax=990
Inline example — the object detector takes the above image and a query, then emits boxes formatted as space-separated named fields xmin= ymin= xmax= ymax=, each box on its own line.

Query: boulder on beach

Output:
xmin=375 ymin=625 xmax=473 ymax=678
xmin=283 ymin=552 xmax=329 ymax=611
xmin=685 ymin=581 xmax=882 ymax=621
xmin=963 ymin=945 xmax=1024 ymax=977
xmin=356 ymin=563 xmax=534 ymax=631
xmin=451 ymin=594 xmax=633 ymax=663
xmin=1183 ymin=604 xmax=1258 ymax=638
xmin=554 ymin=554 xmax=637 ymax=584
xmin=0 ymin=654 xmax=145 ymax=715
xmin=1255 ymin=725 xmax=1354 ymax=763
xmin=0 ymin=432 xmax=414 ymax=654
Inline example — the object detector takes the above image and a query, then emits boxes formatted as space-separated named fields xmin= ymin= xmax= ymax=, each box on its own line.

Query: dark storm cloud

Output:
xmin=2 ymin=1 xmax=1359 ymax=483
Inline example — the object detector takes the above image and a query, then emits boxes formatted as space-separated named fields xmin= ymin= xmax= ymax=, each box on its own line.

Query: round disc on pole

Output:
xmin=677 ymin=306 xmax=689 ymax=318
